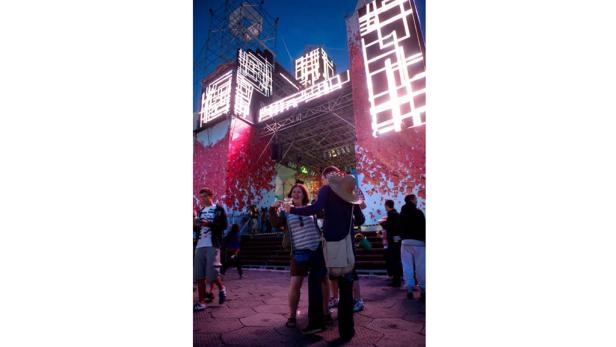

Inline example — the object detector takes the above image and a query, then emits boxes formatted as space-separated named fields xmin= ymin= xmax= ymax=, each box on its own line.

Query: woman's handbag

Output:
xmin=322 ymin=205 xmax=356 ymax=277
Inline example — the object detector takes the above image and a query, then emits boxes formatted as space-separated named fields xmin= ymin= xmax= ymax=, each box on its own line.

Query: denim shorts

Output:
xmin=290 ymin=247 xmax=326 ymax=278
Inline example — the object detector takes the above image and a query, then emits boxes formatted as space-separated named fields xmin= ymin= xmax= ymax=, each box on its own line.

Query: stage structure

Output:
xmin=194 ymin=0 xmax=289 ymax=213
xmin=257 ymin=70 xmax=356 ymax=173
xmin=194 ymin=0 xmax=426 ymax=224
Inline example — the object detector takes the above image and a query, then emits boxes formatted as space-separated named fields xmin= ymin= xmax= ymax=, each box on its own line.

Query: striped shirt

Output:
xmin=285 ymin=212 xmax=321 ymax=251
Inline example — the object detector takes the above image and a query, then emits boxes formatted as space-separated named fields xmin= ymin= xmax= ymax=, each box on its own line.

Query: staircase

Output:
xmin=239 ymin=229 xmax=387 ymax=273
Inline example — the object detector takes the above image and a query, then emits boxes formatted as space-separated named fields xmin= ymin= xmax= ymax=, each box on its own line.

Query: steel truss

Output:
xmin=194 ymin=0 xmax=278 ymax=85
xmin=257 ymin=84 xmax=357 ymax=171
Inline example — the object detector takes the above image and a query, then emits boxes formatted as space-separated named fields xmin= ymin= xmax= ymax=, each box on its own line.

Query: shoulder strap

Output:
xmin=348 ymin=204 xmax=354 ymax=237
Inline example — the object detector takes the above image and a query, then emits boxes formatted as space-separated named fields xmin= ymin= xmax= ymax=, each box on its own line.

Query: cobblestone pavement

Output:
xmin=194 ymin=269 xmax=425 ymax=346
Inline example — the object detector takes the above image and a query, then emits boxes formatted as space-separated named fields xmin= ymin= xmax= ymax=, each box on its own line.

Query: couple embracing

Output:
xmin=271 ymin=166 xmax=365 ymax=342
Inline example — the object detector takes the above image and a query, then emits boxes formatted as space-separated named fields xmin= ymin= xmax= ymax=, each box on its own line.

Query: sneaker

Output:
xmin=328 ymin=297 xmax=339 ymax=309
xmin=353 ymin=298 xmax=364 ymax=313
xmin=301 ymin=325 xmax=325 ymax=335
xmin=193 ymin=302 xmax=206 ymax=312
xmin=218 ymin=289 xmax=226 ymax=304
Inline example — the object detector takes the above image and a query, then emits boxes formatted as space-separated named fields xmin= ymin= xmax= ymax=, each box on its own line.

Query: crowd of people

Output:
xmin=193 ymin=165 xmax=426 ymax=342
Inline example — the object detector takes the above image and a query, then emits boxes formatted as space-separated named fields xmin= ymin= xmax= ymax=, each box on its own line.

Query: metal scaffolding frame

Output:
xmin=194 ymin=0 xmax=278 ymax=85
xmin=257 ymin=82 xmax=356 ymax=171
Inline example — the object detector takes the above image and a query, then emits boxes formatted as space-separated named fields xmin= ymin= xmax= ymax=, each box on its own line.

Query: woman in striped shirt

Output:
xmin=270 ymin=183 xmax=331 ymax=334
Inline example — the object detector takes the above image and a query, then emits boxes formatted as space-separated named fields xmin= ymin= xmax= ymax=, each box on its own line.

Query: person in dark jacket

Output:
xmin=380 ymin=200 xmax=403 ymax=287
xmin=193 ymin=188 xmax=228 ymax=311
xmin=286 ymin=166 xmax=365 ymax=342
xmin=221 ymin=223 xmax=243 ymax=279
xmin=399 ymin=194 xmax=426 ymax=300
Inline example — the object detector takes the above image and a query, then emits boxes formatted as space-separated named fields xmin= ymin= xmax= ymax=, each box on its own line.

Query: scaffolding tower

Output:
xmin=194 ymin=0 xmax=278 ymax=84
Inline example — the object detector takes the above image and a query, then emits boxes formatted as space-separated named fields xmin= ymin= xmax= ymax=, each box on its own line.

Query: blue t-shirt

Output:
xmin=290 ymin=185 xmax=365 ymax=242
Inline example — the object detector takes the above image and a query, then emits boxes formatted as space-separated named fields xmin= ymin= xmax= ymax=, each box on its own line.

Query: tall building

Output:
xmin=294 ymin=47 xmax=336 ymax=88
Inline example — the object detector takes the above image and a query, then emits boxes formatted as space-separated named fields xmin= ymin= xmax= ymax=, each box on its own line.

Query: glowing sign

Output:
xmin=237 ymin=49 xmax=272 ymax=97
xmin=358 ymin=0 xmax=426 ymax=137
xmin=258 ymin=70 xmax=351 ymax=122
xmin=323 ymin=144 xmax=352 ymax=159
xmin=234 ymin=73 xmax=254 ymax=118
xmin=232 ymin=49 xmax=273 ymax=120
xmin=295 ymin=47 xmax=335 ymax=87
xmin=200 ymin=70 xmax=233 ymax=126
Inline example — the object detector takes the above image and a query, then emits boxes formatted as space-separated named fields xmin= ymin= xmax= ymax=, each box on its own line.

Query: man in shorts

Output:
xmin=194 ymin=188 xmax=228 ymax=311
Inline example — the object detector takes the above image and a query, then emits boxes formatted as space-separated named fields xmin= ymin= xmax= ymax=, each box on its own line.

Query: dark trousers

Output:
xmin=336 ymin=272 xmax=355 ymax=338
xmin=388 ymin=242 xmax=403 ymax=283
xmin=221 ymin=249 xmax=243 ymax=277
xmin=307 ymin=246 xmax=326 ymax=327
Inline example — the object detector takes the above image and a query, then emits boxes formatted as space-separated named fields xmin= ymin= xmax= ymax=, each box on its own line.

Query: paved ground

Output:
xmin=194 ymin=269 xmax=425 ymax=346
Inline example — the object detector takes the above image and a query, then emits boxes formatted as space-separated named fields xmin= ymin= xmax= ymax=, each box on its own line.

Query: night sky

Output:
xmin=193 ymin=0 xmax=425 ymax=112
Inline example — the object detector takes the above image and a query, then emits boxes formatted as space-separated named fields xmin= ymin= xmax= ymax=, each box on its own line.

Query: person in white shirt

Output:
xmin=193 ymin=188 xmax=228 ymax=311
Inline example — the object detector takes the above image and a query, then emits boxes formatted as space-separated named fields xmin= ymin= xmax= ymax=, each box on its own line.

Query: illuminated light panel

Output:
xmin=323 ymin=144 xmax=352 ymax=159
xmin=237 ymin=49 xmax=272 ymax=97
xmin=200 ymin=70 xmax=233 ymax=126
xmin=295 ymin=47 xmax=335 ymax=88
xmin=358 ymin=0 xmax=426 ymax=137
xmin=234 ymin=73 xmax=254 ymax=118
xmin=258 ymin=70 xmax=351 ymax=122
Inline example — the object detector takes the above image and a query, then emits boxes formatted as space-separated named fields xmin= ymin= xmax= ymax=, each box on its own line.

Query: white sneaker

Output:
xmin=353 ymin=298 xmax=364 ymax=312
xmin=193 ymin=302 xmax=206 ymax=311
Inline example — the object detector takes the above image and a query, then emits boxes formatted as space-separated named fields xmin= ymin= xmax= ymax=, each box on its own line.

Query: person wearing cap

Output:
xmin=285 ymin=166 xmax=365 ymax=342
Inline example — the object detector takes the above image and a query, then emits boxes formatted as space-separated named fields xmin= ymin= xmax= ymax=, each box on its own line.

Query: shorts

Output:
xmin=194 ymin=246 xmax=221 ymax=282
xmin=329 ymin=267 xmax=358 ymax=281
xmin=290 ymin=257 xmax=309 ymax=276
xmin=290 ymin=247 xmax=326 ymax=278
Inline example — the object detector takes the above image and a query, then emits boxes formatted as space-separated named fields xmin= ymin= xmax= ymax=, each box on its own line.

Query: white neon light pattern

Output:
xmin=259 ymin=70 xmax=351 ymax=122
xmin=359 ymin=0 xmax=426 ymax=137
xmin=200 ymin=70 xmax=233 ymax=126
xmin=237 ymin=49 xmax=272 ymax=97
xmin=295 ymin=48 xmax=335 ymax=88
xmin=234 ymin=73 xmax=254 ymax=118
